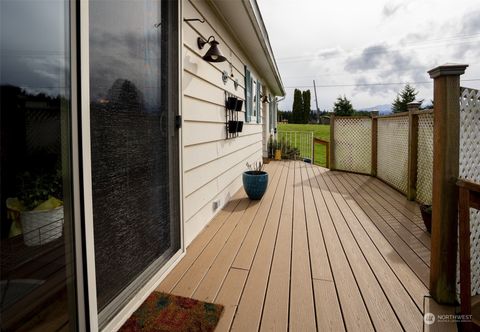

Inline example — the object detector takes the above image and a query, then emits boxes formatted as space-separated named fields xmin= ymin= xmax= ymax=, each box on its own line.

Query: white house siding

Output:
xmin=182 ymin=0 xmax=272 ymax=245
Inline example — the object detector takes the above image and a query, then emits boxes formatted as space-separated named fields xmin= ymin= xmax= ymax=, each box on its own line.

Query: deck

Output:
xmin=158 ymin=161 xmax=451 ymax=331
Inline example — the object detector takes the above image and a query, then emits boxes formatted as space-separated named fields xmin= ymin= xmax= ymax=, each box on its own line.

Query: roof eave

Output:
xmin=207 ymin=0 xmax=285 ymax=96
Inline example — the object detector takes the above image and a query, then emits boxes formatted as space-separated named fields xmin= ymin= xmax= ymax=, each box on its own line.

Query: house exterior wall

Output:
xmin=182 ymin=0 xmax=273 ymax=245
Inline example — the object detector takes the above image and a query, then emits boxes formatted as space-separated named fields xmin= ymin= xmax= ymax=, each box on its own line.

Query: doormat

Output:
xmin=119 ymin=291 xmax=224 ymax=332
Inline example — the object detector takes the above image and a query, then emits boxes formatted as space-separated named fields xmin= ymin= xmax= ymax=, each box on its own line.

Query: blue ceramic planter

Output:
xmin=242 ymin=171 xmax=268 ymax=200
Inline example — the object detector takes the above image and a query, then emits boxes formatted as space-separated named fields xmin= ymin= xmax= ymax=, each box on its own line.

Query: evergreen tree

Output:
xmin=292 ymin=89 xmax=303 ymax=123
xmin=392 ymin=84 xmax=418 ymax=113
xmin=302 ymin=90 xmax=311 ymax=124
xmin=333 ymin=95 xmax=354 ymax=116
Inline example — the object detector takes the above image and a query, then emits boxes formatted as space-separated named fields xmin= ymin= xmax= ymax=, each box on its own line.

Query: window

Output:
xmin=244 ymin=66 xmax=261 ymax=123
xmin=252 ymin=79 xmax=257 ymax=117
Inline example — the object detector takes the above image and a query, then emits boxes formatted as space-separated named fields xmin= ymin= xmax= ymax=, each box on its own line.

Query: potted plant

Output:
xmin=420 ymin=204 xmax=432 ymax=233
xmin=243 ymin=162 xmax=268 ymax=200
xmin=267 ymin=136 xmax=276 ymax=159
xmin=268 ymin=137 xmax=282 ymax=160
xmin=11 ymin=170 xmax=64 ymax=246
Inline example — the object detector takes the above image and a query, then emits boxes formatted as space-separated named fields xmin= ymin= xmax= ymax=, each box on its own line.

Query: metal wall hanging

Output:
xmin=225 ymin=91 xmax=244 ymax=139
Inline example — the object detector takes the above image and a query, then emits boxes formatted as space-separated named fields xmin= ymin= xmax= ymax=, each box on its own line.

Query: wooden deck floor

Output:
xmin=158 ymin=161 xmax=438 ymax=331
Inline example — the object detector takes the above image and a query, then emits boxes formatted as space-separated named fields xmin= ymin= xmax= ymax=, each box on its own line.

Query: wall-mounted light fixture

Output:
xmin=197 ymin=36 xmax=227 ymax=63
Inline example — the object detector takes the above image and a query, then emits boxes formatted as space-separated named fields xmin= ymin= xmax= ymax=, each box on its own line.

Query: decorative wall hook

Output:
xmin=183 ymin=18 xmax=205 ymax=23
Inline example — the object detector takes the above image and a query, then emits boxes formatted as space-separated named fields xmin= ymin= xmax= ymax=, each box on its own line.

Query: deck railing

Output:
xmin=459 ymin=86 xmax=480 ymax=300
xmin=330 ymin=108 xmax=434 ymax=204
xmin=330 ymin=64 xmax=480 ymax=307
xmin=277 ymin=131 xmax=314 ymax=161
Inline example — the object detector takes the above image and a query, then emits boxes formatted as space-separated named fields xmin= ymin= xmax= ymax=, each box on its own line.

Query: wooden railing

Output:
xmin=330 ymin=107 xmax=434 ymax=204
xmin=457 ymin=179 xmax=480 ymax=331
xmin=313 ymin=138 xmax=330 ymax=168
xmin=330 ymin=64 xmax=477 ymax=306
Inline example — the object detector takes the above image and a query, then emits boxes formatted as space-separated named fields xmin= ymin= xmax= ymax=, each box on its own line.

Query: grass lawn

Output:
xmin=277 ymin=123 xmax=330 ymax=167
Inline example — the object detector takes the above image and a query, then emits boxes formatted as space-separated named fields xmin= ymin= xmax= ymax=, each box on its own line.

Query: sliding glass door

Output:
xmin=0 ymin=0 xmax=77 ymax=330
xmin=88 ymin=0 xmax=180 ymax=325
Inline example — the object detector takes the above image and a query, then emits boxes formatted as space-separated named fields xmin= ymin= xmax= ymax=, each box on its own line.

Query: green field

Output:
xmin=277 ymin=123 xmax=330 ymax=166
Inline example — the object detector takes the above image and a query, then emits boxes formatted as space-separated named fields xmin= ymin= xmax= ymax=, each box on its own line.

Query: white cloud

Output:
xmin=258 ymin=0 xmax=480 ymax=111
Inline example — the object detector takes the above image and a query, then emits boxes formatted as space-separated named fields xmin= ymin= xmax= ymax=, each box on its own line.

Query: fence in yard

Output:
xmin=329 ymin=64 xmax=480 ymax=308
xmin=276 ymin=131 xmax=314 ymax=161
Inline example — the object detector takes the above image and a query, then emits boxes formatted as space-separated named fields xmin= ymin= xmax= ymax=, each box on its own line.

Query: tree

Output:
xmin=333 ymin=95 xmax=354 ymax=116
xmin=302 ymin=90 xmax=311 ymax=123
xmin=392 ymin=84 xmax=418 ymax=113
xmin=292 ymin=89 xmax=303 ymax=123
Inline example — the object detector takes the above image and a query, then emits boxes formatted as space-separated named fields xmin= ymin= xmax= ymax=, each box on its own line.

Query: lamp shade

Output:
xmin=203 ymin=40 xmax=227 ymax=63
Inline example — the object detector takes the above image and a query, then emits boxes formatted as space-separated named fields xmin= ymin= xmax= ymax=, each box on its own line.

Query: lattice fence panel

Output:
xmin=416 ymin=113 xmax=434 ymax=204
xmin=459 ymin=86 xmax=480 ymax=296
xmin=377 ymin=116 xmax=409 ymax=194
xmin=333 ymin=117 xmax=372 ymax=174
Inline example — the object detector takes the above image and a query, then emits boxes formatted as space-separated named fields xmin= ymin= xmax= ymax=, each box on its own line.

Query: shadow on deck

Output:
xmin=158 ymin=161 xmax=457 ymax=331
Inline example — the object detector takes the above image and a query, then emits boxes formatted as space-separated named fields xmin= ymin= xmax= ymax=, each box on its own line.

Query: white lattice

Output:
xmin=459 ymin=86 xmax=480 ymax=296
xmin=377 ymin=116 xmax=409 ymax=194
xmin=416 ymin=113 xmax=434 ymax=204
xmin=333 ymin=117 xmax=372 ymax=174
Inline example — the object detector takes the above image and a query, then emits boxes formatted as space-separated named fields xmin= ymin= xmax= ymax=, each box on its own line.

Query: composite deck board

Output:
xmin=343 ymin=173 xmax=431 ymax=265
xmin=328 ymin=170 xmax=429 ymax=311
xmin=300 ymin=163 xmax=334 ymax=281
xmin=369 ymin=174 xmax=424 ymax=218
xmin=158 ymin=190 xmax=244 ymax=292
xmin=314 ymin=166 xmax=403 ymax=331
xmin=170 ymin=197 xmax=251 ymax=297
xmin=354 ymin=174 xmax=426 ymax=228
xmin=346 ymin=172 xmax=431 ymax=249
xmin=232 ymin=162 xmax=284 ymax=270
xmin=307 ymin=166 xmax=375 ymax=331
xmin=260 ymin=162 xmax=295 ymax=331
xmin=213 ymin=268 xmax=249 ymax=332
xmin=230 ymin=162 xmax=291 ymax=332
xmin=289 ymin=162 xmax=316 ymax=331
xmin=334 ymin=172 xmax=430 ymax=286
xmin=320 ymin=169 xmax=423 ymax=331
xmin=193 ymin=163 xmax=283 ymax=302
xmin=157 ymin=161 xmax=438 ymax=331
xmin=170 ymin=163 xmax=279 ymax=298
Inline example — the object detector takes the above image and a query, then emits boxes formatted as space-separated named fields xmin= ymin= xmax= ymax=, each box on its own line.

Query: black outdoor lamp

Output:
xmin=197 ymin=36 xmax=227 ymax=63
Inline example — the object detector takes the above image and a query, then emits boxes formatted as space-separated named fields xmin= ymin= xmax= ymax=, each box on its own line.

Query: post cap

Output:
xmin=407 ymin=101 xmax=422 ymax=110
xmin=428 ymin=63 xmax=468 ymax=79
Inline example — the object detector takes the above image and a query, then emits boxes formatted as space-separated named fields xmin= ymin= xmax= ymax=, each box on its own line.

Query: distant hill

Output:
xmin=358 ymin=104 xmax=392 ymax=115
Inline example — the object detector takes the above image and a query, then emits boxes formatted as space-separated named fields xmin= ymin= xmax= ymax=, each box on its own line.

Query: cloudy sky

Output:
xmin=257 ymin=0 xmax=480 ymax=111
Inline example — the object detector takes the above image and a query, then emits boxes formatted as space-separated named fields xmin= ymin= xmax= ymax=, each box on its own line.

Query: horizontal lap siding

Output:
xmin=182 ymin=0 xmax=267 ymax=245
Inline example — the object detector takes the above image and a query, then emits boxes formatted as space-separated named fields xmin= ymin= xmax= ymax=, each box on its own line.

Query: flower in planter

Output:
xmin=10 ymin=170 xmax=65 ymax=245
xmin=16 ymin=170 xmax=63 ymax=211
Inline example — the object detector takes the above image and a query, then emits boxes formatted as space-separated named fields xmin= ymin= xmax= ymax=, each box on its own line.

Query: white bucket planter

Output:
xmin=20 ymin=206 xmax=64 ymax=246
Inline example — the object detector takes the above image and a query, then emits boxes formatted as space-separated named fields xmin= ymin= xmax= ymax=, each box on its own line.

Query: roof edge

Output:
xmin=244 ymin=0 xmax=285 ymax=96
xmin=207 ymin=0 xmax=285 ymax=96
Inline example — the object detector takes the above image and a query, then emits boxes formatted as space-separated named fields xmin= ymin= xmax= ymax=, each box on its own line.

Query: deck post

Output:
xmin=371 ymin=111 xmax=378 ymax=177
xmin=407 ymin=102 xmax=421 ymax=200
xmin=329 ymin=114 xmax=335 ymax=170
xmin=428 ymin=63 xmax=468 ymax=304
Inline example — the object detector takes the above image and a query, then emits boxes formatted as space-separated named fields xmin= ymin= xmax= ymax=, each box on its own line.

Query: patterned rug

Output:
xmin=119 ymin=292 xmax=224 ymax=332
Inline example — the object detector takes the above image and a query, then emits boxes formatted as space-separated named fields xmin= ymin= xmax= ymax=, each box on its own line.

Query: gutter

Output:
xmin=243 ymin=0 xmax=285 ymax=96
